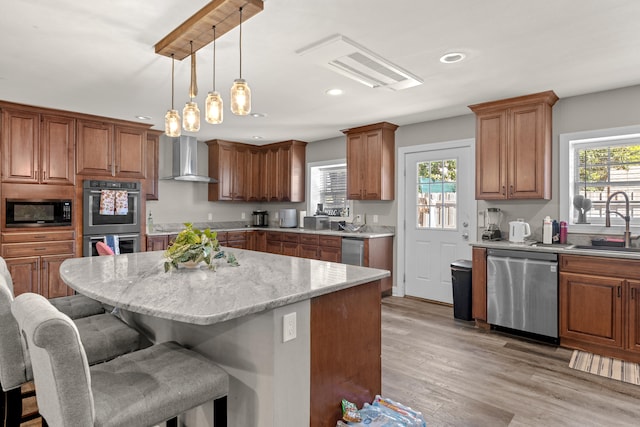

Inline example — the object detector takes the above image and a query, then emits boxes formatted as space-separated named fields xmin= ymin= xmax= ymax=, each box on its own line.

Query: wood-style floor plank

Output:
xmin=381 ymin=296 xmax=640 ymax=427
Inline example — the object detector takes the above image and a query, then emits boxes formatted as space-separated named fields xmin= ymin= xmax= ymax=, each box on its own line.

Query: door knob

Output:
xmin=462 ymin=232 xmax=469 ymax=240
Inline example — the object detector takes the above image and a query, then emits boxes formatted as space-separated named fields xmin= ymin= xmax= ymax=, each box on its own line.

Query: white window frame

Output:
xmin=306 ymin=159 xmax=353 ymax=222
xmin=559 ymin=124 xmax=640 ymax=235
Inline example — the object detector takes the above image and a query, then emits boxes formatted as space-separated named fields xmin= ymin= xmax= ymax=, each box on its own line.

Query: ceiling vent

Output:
xmin=296 ymin=34 xmax=423 ymax=91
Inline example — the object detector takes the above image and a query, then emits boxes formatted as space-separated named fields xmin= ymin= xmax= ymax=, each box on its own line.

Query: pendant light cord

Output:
xmin=171 ymin=53 xmax=175 ymax=109
xmin=239 ymin=7 xmax=243 ymax=79
xmin=212 ymin=26 xmax=217 ymax=91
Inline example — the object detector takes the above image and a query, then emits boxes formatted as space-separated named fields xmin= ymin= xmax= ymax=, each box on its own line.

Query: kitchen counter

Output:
xmin=471 ymin=240 xmax=640 ymax=260
xmin=59 ymin=248 xmax=389 ymax=325
xmin=59 ymin=250 xmax=388 ymax=426
xmin=147 ymin=224 xmax=394 ymax=239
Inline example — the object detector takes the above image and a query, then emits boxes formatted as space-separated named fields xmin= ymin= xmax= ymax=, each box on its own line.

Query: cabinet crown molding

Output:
xmin=468 ymin=90 xmax=559 ymax=113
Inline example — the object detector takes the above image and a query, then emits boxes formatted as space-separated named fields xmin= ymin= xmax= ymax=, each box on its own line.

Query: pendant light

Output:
xmin=205 ymin=26 xmax=223 ymax=124
xmin=164 ymin=54 xmax=181 ymax=137
xmin=230 ymin=7 xmax=251 ymax=116
xmin=183 ymin=41 xmax=201 ymax=132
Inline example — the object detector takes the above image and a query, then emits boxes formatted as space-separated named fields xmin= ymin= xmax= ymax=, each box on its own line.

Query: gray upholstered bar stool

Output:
xmin=12 ymin=293 xmax=229 ymax=427
xmin=0 ymin=256 xmax=106 ymax=320
xmin=0 ymin=275 xmax=147 ymax=427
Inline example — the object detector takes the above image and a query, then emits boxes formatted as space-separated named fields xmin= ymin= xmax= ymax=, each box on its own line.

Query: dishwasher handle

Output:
xmin=487 ymin=248 xmax=557 ymax=262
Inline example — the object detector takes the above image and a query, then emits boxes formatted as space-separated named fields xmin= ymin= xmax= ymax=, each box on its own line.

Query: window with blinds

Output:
xmin=309 ymin=162 xmax=350 ymax=217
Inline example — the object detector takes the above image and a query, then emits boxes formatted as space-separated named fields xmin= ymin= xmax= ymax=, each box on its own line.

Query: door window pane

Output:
xmin=416 ymin=159 xmax=457 ymax=229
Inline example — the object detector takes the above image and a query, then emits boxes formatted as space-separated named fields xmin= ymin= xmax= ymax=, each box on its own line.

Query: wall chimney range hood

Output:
xmin=162 ymin=136 xmax=217 ymax=183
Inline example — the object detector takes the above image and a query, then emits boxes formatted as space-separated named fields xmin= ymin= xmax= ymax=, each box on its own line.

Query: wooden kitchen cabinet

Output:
xmin=76 ymin=120 xmax=146 ymax=179
xmin=225 ymin=231 xmax=248 ymax=249
xmin=472 ymin=247 xmax=488 ymax=322
xmin=145 ymin=130 xmax=161 ymax=200
xmin=342 ymin=122 xmax=398 ymax=201
xmin=146 ymin=235 xmax=169 ymax=251
xmin=281 ymin=233 xmax=300 ymax=257
xmin=559 ymin=254 xmax=640 ymax=362
xmin=2 ymin=231 xmax=75 ymax=298
xmin=266 ymin=231 xmax=283 ymax=254
xmin=318 ymin=235 xmax=342 ymax=263
xmin=207 ymin=139 xmax=306 ymax=202
xmin=1 ymin=108 xmax=75 ymax=185
xmin=207 ymin=140 xmax=247 ymax=201
xmin=469 ymin=90 xmax=558 ymax=200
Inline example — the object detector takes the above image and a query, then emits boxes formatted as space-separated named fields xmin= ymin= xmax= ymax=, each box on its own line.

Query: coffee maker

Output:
xmin=482 ymin=208 xmax=503 ymax=240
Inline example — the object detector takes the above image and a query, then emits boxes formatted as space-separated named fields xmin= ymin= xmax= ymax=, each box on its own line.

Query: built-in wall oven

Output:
xmin=82 ymin=180 xmax=142 ymax=256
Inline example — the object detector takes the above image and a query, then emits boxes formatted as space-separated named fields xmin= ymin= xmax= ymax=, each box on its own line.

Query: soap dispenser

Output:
xmin=542 ymin=216 xmax=552 ymax=244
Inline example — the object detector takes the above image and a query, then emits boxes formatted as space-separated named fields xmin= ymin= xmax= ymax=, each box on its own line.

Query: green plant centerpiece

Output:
xmin=163 ymin=223 xmax=239 ymax=272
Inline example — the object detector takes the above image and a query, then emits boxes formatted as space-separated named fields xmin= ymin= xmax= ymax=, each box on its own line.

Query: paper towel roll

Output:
xmin=299 ymin=211 xmax=306 ymax=228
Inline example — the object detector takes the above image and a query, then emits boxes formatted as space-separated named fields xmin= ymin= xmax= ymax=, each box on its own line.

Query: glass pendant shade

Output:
xmin=165 ymin=109 xmax=181 ymax=137
xmin=230 ymin=79 xmax=251 ymax=116
xmin=205 ymin=91 xmax=223 ymax=124
xmin=182 ymin=101 xmax=200 ymax=132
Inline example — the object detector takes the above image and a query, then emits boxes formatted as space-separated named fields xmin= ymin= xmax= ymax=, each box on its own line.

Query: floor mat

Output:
xmin=569 ymin=350 xmax=640 ymax=385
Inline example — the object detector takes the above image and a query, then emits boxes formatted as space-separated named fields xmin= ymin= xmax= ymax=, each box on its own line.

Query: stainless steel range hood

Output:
xmin=161 ymin=136 xmax=217 ymax=183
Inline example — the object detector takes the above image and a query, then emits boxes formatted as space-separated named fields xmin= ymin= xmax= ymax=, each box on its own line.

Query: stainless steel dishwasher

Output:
xmin=486 ymin=249 xmax=558 ymax=338
xmin=342 ymin=237 xmax=364 ymax=266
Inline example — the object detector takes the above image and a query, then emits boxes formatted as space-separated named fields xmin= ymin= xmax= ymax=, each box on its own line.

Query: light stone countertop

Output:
xmin=471 ymin=240 xmax=640 ymax=260
xmin=59 ymin=249 xmax=390 ymax=325
xmin=147 ymin=224 xmax=395 ymax=239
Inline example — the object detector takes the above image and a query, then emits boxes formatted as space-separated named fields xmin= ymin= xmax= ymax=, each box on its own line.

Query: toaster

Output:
xmin=303 ymin=215 xmax=330 ymax=230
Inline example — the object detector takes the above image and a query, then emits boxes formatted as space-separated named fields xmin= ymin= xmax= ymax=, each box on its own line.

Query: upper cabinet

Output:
xmin=76 ymin=120 xmax=146 ymax=179
xmin=342 ymin=122 xmax=398 ymax=201
xmin=207 ymin=140 xmax=247 ymax=201
xmin=207 ymin=139 xmax=307 ymax=202
xmin=145 ymin=130 xmax=162 ymax=200
xmin=1 ymin=108 xmax=75 ymax=185
xmin=469 ymin=90 xmax=558 ymax=200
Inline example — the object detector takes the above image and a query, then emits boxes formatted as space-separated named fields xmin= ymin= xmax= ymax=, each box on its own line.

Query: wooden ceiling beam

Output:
xmin=154 ymin=0 xmax=264 ymax=60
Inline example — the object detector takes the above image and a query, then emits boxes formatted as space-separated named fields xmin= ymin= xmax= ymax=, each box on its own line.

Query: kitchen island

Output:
xmin=60 ymin=249 xmax=389 ymax=427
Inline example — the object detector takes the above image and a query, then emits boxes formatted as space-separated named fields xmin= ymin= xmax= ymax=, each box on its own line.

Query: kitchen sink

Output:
xmin=570 ymin=245 xmax=640 ymax=253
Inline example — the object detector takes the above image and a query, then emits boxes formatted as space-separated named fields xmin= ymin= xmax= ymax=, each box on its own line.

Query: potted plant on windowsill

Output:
xmin=163 ymin=223 xmax=238 ymax=272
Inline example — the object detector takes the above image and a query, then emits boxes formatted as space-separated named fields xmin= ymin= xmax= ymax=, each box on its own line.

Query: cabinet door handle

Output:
xmin=34 ymin=248 xmax=46 ymax=252
xmin=502 ymin=186 xmax=506 ymax=195
xmin=509 ymin=185 xmax=514 ymax=195
xmin=618 ymin=286 xmax=621 ymax=298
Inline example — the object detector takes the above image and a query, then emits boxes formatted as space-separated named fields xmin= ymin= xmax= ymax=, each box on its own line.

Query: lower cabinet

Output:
xmin=223 ymin=231 xmax=248 ymax=249
xmin=2 ymin=231 xmax=75 ymax=298
xmin=318 ymin=236 xmax=342 ymax=263
xmin=471 ymin=247 xmax=488 ymax=322
xmin=560 ymin=254 xmax=640 ymax=362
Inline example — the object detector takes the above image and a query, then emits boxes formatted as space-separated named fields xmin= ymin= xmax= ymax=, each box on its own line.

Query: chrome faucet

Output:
xmin=605 ymin=191 xmax=632 ymax=248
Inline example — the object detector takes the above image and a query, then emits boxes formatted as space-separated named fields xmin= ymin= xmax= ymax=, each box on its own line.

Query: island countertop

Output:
xmin=59 ymin=249 xmax=390 ymax=326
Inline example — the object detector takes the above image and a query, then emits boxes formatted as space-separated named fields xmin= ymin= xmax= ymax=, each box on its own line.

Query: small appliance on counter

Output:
xmin=278 ymin=208 xmax=297 ymax=228
xmin=509 ymin=220 xmax=531 ymax=243
xmin=304 ymin=215 xmax=330 ymax=230
xmin=482 ymin=207 xmax=503 ymax=240
xmin=252 ymin=210 xmax=269 ymax=227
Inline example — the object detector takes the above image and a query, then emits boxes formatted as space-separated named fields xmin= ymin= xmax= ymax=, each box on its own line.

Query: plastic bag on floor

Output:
xmin=337 ymin=396 xmax=426 ymax=427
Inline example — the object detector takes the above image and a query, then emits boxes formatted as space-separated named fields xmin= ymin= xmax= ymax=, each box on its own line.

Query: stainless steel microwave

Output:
xmin=5 ymin=199 xmax=72 ymax=228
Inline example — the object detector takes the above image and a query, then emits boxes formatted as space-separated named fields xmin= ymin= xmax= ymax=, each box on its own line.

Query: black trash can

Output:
xmin=451 ymin=259 xmax=473 ymax=321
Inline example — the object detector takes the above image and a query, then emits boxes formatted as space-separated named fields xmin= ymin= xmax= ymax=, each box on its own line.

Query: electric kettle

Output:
xmin=509 ymin=220 xmax=531 ymax=243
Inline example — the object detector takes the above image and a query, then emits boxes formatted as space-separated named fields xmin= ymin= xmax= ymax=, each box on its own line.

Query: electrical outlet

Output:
xmin=283 ymin=312 xmax=297 ymax=342
xmin=207 ymin=213 xmax=213 ymax=221
xmin=478 ymin=211 xmax=485 ymax=228
xmin=355 ymin=214 xmax=363 ymax=224
xmin=373 ymin=215 xmax=379 ymax=223
xmin=241 ymin=212 xmax=246 ymax=220
xmin=274 ymin=211 xmax=279 ymax=220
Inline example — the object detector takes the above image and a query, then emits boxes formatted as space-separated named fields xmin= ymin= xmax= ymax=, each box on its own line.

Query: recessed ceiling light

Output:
xmin=136 ymin=115 xmax=152 ymax=120
xmin=439 ymin=52 xmax=466 ymax=64
xmin=326 ymin=88 xmax=343 ymax=96
xmin=252 ymin=136 xmax=263 ymax=140
xmin=250 ymin=112 xmax=267 ymax=118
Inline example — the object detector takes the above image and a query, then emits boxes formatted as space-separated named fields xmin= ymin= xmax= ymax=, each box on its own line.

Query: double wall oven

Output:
xmin=82 ymin=180 xmax=141 ymax=256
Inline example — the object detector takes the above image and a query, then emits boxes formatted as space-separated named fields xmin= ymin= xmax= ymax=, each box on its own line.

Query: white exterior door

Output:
xmin=403 ymin=142 xmax=475 ymax=302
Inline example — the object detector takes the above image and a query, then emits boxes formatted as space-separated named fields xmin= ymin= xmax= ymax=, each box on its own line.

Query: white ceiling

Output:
xmin=2 ymin=0 xmax=640 ymax=144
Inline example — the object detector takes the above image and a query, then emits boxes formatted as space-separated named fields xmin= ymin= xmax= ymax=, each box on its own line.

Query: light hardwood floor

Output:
xmin=381 ymin=296 xmax=640 ymax=426
xmin=21 ymin=297 xmax=640 ymax=426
